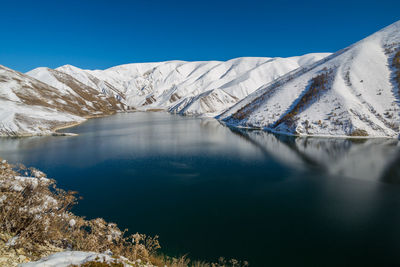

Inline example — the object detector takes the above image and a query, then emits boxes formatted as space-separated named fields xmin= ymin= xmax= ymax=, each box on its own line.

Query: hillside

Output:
xmin=6 ymin=21 xmax=400 ymax=138
xmin=48 ymin=54 xmax=329 ymax=117
xmin=0 ymin=66 xmax=123 ymax=136
xmin=220 ymin=21 xmax=400 ymax=138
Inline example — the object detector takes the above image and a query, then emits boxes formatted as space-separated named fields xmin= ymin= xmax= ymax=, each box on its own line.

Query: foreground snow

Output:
xmin=20 ymin=251 xmax=138 ymax=267
xmin=0 ymin=159 xmax=161 ymax=267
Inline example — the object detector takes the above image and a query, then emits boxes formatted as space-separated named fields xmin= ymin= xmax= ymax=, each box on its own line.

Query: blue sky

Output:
xmin=1 ymin=0 xmax=399 ymax=72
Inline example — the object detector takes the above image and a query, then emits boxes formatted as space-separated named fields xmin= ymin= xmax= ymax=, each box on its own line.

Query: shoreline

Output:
xmin=51 ymin=113 xmax=118 ymax=135
xmin=222 ymin=121 xmax=399 ymax=140
xmin=0 ymin=111 xmax=399 ymax=140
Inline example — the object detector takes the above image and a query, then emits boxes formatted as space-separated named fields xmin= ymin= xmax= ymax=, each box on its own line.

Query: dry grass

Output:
xmin=230 ymin=89 xmax=273 ymax=121
xmin=146 ymin=109 xmax=165 ymax=112
xmin=274 ymin=71 xmax=331 ymax=128
xmin=348 ymin=129 xmax=369 ymax=137
xmin=229 ymin=83 xmax=285 ymax=122
xmin=0 ymin=66 xmax=123 ymax=120
xmin=0 ymin=159 xmax=159 ymax=263
xmin=393 ymin=49 xmax=400 ymax=93
xmin=169 ymin=93 xmax=181 ymax=103
xmin=0 ymin=159 xmax=249 ymax=266
xmin=150 ymin=255 xmax=248 ymax=267
xmin=72 ymin=261 xmax=124 ymax=267
xmin=142 ymin=96 xmax=156 ymax=106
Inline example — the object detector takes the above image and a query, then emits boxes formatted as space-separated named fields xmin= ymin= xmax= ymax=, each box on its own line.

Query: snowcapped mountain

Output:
xmin=220 ymin=21 xmax=400 ymax=138
xmin=1 ymin=53 xmax=328 ymax=137
xmin=5 ymin=20 xmax=400 ymax=138
xmin=47 ymin=54 xmax=329 ymax=117
xmin=0 ymin=65 xmax=123 ymax=136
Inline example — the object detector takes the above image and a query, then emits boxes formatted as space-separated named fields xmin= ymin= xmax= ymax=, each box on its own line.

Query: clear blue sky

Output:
xmin=1 ymin=0 xmax=399 ymax=72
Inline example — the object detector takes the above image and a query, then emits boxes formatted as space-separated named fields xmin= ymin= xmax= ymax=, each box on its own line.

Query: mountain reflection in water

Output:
xmin=229 ymin=127 xmax=400 ymax=183
xmin=1 ymin=113 xmax=400 ymax=266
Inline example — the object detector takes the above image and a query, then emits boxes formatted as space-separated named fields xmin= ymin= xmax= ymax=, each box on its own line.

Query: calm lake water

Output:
xmin=1 ymin=112 xmax=400 ymax=266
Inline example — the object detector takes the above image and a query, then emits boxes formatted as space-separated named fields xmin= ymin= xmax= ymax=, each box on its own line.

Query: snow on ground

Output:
xmin=20 ymin=251 xmax=138 ymax=267
xmin=0 ymin=65 xmax=86 ymax=136
xmin=221 ymin=20 xmax=400 ymax=138
xmin=0 ymin=160 xmax=152 ymax=267
xmin=0 ymin=100 xmax=85 ymax=136
xmin=26 ymin=68 xmax=79 ymax=97
xmin=0 ymin=64 xmax=124 ymax=136
xmin=3 ymin=21 xmax=400 ymax=138
xmin=52 ymin=54 xmax=329 ymax=117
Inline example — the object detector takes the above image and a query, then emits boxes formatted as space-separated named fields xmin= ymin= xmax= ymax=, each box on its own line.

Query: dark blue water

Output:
xmin=1 ymin=112 xmax=400 ymax=266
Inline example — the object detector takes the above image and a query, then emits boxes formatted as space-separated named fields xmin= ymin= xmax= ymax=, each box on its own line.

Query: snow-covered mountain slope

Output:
xmin=26 ymin=67 xmax=125 ymax=112
xmin=36 ymin=64 xmax=126 ymax=101
xmin=0 ymin=65 xmax=123 ymax=136
xmin=220 ymin=21 xmax=400 ymax=138
xmin=51 ymin=54 xmax=329 ymax=117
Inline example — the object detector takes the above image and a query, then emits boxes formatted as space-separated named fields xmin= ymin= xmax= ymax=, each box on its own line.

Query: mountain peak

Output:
xmin=56 ymin=64 xmax=83 ymax=72
xmin=221 ymin=20 xmax=400 ymax=138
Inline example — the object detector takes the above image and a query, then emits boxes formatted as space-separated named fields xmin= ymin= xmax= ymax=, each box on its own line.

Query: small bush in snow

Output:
xmin=274 ymin=70 xmax=333 ymax=130
xmin=348 ymin=129 xmax=369 ymax=137
xmin=0 ymin=159 xmax=159 ymax=264
xmin=0 ymin=159 xmax=249 ymax=267
xmin=393 ymin=49 xmax=400 ymax=92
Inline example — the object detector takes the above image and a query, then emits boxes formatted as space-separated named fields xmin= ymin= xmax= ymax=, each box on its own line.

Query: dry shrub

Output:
xmin=393 ymin=49 xmax=400 ymax=92
xmin=142 ymin=95 xmax=156 ymax=106
xmin=169 ymin=93 xmax=181 ymax=103
xmin=0 ymin=159 xmax=248 ymax=266
xmin=274 ymin=71 xmax=332 ymax=129
xmin=348 ymin=129 xmax=369 ymax=137
xmin=230 ymin=86 xmax=274 ymax=122
xmin=72 ymin=261 xmax=124 ymax=267
xmin=150 ymin=255 xmax=249 ymax=267
xmin=0 ymin=159 xmax=159 ymax=262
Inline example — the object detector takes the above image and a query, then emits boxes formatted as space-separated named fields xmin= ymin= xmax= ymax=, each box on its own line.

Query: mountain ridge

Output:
xmin=0 ymin=65 xmax=124 ymax=136
xmin=43 ymin=54 xmax=329 ymax=117
xmin=220 ymin=20 xmax=400 ymax=138
xmin=1 ymin=21 xmax=400 ymax=137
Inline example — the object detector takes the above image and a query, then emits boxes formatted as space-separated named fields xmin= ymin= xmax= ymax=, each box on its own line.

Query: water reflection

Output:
xmin=229 ymin=128 xmax=400 ymax=183
xmin=0 ymin=114 xmax=264 ymax=168
xmin=1 ymin=113 xmax=400 ymax=266
xmin=1 ymin=114 xmax=399 ymax=183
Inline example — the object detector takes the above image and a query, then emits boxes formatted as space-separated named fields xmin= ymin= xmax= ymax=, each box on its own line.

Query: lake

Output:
xmin=1 ymin=112 xmax=400 ymax=266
